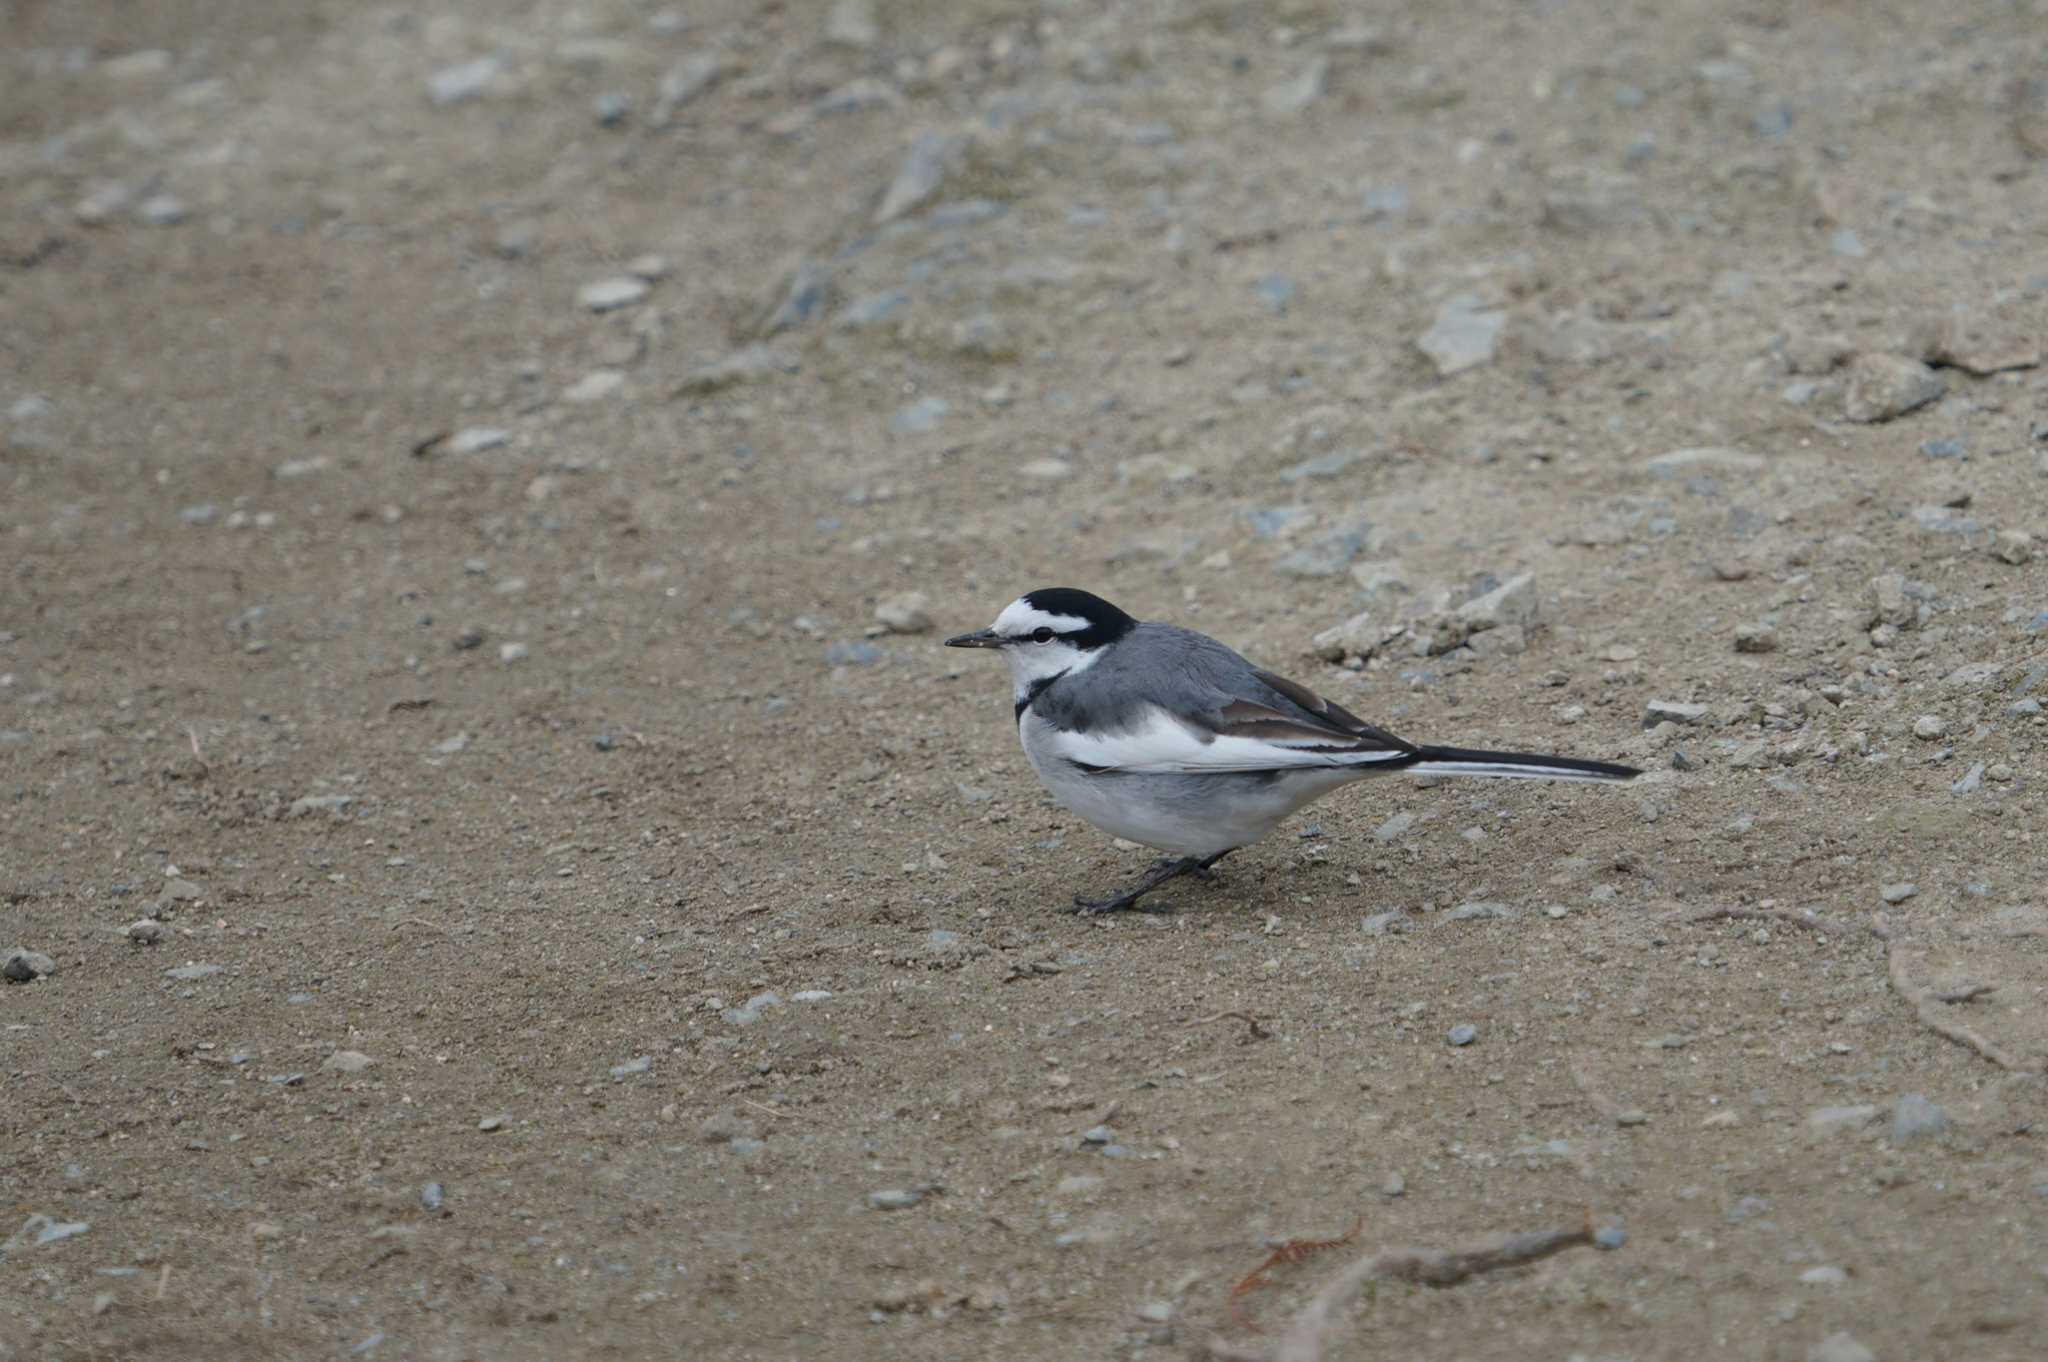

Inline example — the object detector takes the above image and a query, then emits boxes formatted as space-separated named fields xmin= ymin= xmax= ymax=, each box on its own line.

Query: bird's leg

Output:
xmin=1069 ymin=852 xmax=1231 ymax=915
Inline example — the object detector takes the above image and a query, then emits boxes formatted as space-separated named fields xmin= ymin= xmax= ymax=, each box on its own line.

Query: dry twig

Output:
xmin=1881 ymin=938 xmax=2030 ymax=1072
xmin=1933 ymin=982 xmax=1996 ymax=1004
xmin=1685 ymin=905 xmax=1828 ymax=934
xmin=1189 ymin=1010 xmax=1274 ymax=1041
xmin=1224 ymin=1218 xmax=1364 ymax=1329
xmin=1205 ymin=1220 xmax=1607 ymax=1362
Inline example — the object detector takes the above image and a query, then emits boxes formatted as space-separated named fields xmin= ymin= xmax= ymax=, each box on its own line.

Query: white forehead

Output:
xmin=993 ymin=597 xmax=1087 ymax=636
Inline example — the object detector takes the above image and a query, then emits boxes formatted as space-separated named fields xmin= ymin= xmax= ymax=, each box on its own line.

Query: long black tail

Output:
xmin=1403 ymin=745 xmax=1640 ymax=783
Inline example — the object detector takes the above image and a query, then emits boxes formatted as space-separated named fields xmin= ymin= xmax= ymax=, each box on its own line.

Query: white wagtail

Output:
xmin=947 ymin=587 xmax=1640 ymax=914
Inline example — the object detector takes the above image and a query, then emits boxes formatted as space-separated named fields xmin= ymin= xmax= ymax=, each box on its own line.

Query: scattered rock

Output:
xmin=1841 ymin=353 xmax=1945 ymax=423
xmin=676 ymin=345 xmax=798 ymax=395
xmin=1890 ymin=1093 xmax=1949 ymax=1145
xmin=477 ymin=1115 xmax=506 ymax=1133
xmin=1381 ymin=1172 xmax=1406 ymax=1197
xmin=1373 ymin=812 xmax=1415 ymax=842
xmin=164 ymin=962 xmax=223 ymax=981
xmin=446 ymin=427 xmax=509 ymax=455
xmin=1644 ymin=700 xmax=1710 ymax=728
xmin=136 ymin=194 xmax=188 ymax=227
xmin=699 ymin=1110 xmax=760 ymax=1144
xmin=1995 ymin=530 xmax=2034 ymax=565
xmin=1911 ymin=714 xmax=1946 ymax=740
xmin=1799 ymin=1265 xmax=1848 ymax=1286
xmin=1806 ymin=1104 xmax=1879 ymax=1134
xmin=1809 ymin=1333 xmax=1877 ymax=1362
xmin=101 ymin=49 xmax=172 ymax=80
xmin=1417 ymin=294 xmax=1506 ymax=376
xmin=498 ymin=641 xmax=529 ymax=664
xmin=826 ymin=0 xmax=880 ymax=47
xmin=428 ymin=56 xmax=502 ymax=106
xmin=722 ymin=990 xmax=786 ymax=1025
xmin=1309 ymin=609 xmax=1381 ymax=662
xmin=824 ymin=640 xmax=884 ymax=667
xmin=1253 ymin=273 xmax=1298 ymax=314
xmin=1016 ymin=457 xmax=1072 ymax=481
xmin=874 ymin=592 xmax=932 ymax=634
xmin=577 ymin=277 xmax=651 ymax=312
xmin=3 ymin=1215 xmax=90 ymax=1253
xmin=1280 ymin=451 xmax=1360 ymax=482
xmin=874 ymin=132 xmax=967 ymax=225
xmin=1867 ymin=573 xmax=1916 ymax=629
xmin=1275 ymin=523 xmax=1374 ymax=579
xmin=890 ymin=397 xmax=949 ymax=435
xmin=1645 ymin=447 xmax=1765 ymax=478
xmin=654 ymin=54 xmax=730 ymax=120
xmin=1733 ymin=622 xmax=1778 ymax=653
xmin=3 ymin=949 xmax=56 ymax=983
xmin=868 ymin=1188 xmax=924 ymax=1211
xmin=125 ymin=919 xmax=163 ymax=945
xmin=1081 ymin=1125 xmax=1114 ymax=1145
xmin=1952 ymin=763 xmax=1986 ymax=794
xmin=1446 ymin=1023 xmax=1479 ymax=1047
xmin=837 ymin=289 xmax=910 ymax=329
xmin=763 ymin=261 xmax=832 ymax=334
xmin=1362 ymin=910 xmax=1410 ymax=935
xmin=1261 ymin=56 xmax=1329 ymax=116
xmin=608 ymin=1055 xmax=654 ymax=1079
xmin=1880 ymin=882 xmax=1917 ymax=904
xmin=561 ymin=370 xmax=626 ymax=403
xmin=324 ymin=1050 xmax=375 ymax=1074
xmin=1445 ymin=901 xmax=1512 ymax=922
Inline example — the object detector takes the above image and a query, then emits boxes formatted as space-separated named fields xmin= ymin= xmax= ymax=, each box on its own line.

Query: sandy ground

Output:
xmin=4 ymin=2 xmax=2048 ymax=1359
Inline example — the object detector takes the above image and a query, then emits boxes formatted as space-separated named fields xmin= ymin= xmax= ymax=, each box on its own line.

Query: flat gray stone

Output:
xmin=1418 ymin=294 xmax=1505 ymax=377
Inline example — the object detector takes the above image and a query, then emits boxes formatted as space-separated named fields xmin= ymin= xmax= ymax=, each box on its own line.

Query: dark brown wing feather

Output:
xmin=1198 ymin=669 xmax=1416 ymax=757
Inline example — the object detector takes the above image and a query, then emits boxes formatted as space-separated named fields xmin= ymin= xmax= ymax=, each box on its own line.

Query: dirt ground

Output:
xmin=5 ymin=2 xmax=2047 ymax=1358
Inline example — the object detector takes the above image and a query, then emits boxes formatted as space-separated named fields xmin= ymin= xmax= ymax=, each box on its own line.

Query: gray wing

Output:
xmin=1052 ymin=622 xmax=1416 ymax=765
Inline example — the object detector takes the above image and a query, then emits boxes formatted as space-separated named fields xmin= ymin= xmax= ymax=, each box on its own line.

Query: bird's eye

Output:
xmin=1031 ymin=627 xmax=1055 ymax=643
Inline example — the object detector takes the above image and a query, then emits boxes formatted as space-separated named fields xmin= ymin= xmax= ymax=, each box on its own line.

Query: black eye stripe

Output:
xmin=1031 ymin=627 xmax=1055 ymax=643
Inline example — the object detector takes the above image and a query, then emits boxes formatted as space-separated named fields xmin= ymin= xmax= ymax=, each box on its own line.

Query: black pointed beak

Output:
xmin=944 ymin=628 xmax=1003 ymax=649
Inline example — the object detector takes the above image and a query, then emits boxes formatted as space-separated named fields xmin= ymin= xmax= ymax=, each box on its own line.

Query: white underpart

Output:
xmin=1018 ymin=710 xmax=1362 ymax=855
xmin=1040 ymin=705 xmax=1411 ymax=774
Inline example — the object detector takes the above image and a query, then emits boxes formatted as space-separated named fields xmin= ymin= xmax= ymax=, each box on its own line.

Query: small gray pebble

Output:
xmin=868 ymin=1188 xmax=923 ymax=1211
xmin=1880 ymin=882 xmax=1917 ymax=904
xmin=1891 ymin=1093 xmax=1949 ymax=1145
xmin=823 ymin=640 xmax=884 ymax=667
xmin=1593 ymin=1226 xmax=1627 ymax=1250
xmin=420 ymin=1182 xmax=445 ymax=1212
xmin=1080 ymin=1124 xmax=1114 ymax=1145
xmin=593 ymin=92 xmax=631 ymax=126
xmin=1447 ymin=1023 xmax=1478 ymax=1047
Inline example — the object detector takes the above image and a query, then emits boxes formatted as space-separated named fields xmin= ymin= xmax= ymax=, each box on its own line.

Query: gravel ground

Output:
xmin=4 ymin=2 xmax=2047 ymax=1359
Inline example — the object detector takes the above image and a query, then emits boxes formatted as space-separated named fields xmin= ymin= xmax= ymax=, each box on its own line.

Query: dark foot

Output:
xmin=1066 ymin=852 xmax=1234 ymax=915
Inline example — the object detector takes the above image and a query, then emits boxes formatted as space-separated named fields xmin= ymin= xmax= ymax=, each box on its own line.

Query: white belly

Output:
xmin=1018 ymin=713 xmax=1361 ymax=856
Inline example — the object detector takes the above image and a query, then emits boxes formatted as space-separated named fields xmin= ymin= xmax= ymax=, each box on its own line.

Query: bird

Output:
xmin=946 ymin=587 xmax=1640 ymax=914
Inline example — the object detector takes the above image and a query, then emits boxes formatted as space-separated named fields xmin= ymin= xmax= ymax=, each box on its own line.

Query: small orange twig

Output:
xmin=1224 ymin=1217 xmax=1365 ymax=1330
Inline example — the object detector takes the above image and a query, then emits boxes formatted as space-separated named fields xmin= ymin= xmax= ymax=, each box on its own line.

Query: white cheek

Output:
xmin=1004 ymin=641 xmax=1093 ymax=694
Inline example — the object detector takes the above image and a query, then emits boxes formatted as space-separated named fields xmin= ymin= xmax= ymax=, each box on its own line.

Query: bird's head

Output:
xmin=946 ymin=588 xmax=1137 ymax=692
